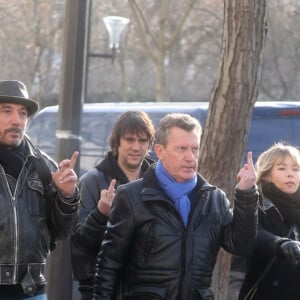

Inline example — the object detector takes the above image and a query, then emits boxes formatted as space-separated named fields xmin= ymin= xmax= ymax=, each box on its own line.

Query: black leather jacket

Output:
xmin=239 ymin=200 xmax=300 ymax=300
xmin=71 ymin=152 xmax=154 ymax=299
xmin=0 ymin=137 xmax=79 ymax=293
xmin=94 ymin=165 xmax=258 ymax=300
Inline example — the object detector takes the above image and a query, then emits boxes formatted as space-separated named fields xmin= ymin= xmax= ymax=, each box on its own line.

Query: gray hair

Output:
xmin=155 ymin=113 xmax=202 ymax=146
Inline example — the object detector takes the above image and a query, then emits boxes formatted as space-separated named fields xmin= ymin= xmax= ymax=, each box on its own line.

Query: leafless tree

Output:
xmin=0 ymin=0 xmax=64 ymax=104
xmin=199 ymin=1 xmax=267 ymax=298
xmin=127 ymin=0 xmax=198 ymax=101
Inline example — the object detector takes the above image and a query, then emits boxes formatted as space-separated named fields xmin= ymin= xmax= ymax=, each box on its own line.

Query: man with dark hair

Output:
xmin=0 ymin=80 xmax=79 ymax=299
xmin=71 ymin=110 xmax=155 ymax=300
xmin=93 ymin=113 xmax=258 ymax=300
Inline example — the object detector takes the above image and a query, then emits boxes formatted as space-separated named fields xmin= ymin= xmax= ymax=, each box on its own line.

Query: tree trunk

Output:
xmin=198 ymin=1 xmax=267 ymax=299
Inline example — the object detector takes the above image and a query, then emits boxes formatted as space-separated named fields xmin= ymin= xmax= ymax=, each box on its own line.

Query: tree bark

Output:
xmin=198 ymin=1 xmax=267 ymax=299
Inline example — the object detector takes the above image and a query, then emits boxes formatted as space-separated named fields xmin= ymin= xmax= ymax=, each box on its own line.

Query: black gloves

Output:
xmin=277 ymin=240 xmax=300 ymax=264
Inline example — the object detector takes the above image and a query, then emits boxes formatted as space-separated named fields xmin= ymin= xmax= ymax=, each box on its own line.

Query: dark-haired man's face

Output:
xmin=117 ymin=132 xmax=150 ymax=171
xmin=0 ymin=103 xmax=27 ymax=148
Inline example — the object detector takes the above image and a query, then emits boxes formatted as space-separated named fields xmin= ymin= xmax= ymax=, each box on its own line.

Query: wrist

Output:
xmin=58 ymin=186 xmax=79 ymax=202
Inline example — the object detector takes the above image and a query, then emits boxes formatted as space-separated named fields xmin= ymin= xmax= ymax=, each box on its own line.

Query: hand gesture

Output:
xmin=52 ymin=151 xmax=79 ymax=196
xmin=278 ymin=240 xmax=300 ymax=265
xmin=237 ymin=151 xmax=256 ymax=190
xmin=97 ymin=179 xmax=116 ymax=217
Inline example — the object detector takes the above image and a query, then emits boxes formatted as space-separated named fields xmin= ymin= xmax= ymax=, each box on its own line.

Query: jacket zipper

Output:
xmin=12 ymin=192 xmax=18 ymax=283
xmin=0 ymin=163 xmax=26 ymax=283
xmin=177 ymin=229 xmax=187 ymax=299
xmin=167 ymin=201 xmax=189 ymax=300
xmin=13 ymin=162 xmax=28 ymax=283
xmin=177 ymin=192 xmax=199 ymax=299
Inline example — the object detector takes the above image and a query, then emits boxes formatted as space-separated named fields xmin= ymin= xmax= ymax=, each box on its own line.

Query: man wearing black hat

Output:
xmin=0 ymin=80 xmax=80 ymax=299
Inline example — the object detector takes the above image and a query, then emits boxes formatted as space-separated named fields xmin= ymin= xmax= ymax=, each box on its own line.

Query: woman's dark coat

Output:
xmin=239 ymin=200 xmax=300 ymax=300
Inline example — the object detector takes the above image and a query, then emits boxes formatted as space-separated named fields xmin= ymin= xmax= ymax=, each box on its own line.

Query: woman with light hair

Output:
xmin=240 ymin=142 xmax=300 ymax=300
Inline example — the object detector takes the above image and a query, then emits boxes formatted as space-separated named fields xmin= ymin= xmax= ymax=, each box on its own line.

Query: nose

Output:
xmin=184 ymin=149 xmax=195 ymax=161
xmin=11 ymin=110 xmax=22 ymax=125
xmin=132 ymin=140 xmax=142 ymax=150
xmin=287 ymin=169 xmax=294 ymax=177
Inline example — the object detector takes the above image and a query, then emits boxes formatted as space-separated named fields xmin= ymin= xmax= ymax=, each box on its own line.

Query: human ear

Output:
xmin=154 ymin=144 xmax=164 ymax=160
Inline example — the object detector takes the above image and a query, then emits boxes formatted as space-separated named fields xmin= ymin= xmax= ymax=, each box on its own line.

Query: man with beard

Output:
xmin=0 ymin=80 xmax=79 ymax=299
xmin=71 ymin=110 xmax=155 ymax=300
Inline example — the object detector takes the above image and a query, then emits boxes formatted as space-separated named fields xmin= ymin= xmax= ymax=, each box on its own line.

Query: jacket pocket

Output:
xmin=26 ymin=178 xmax=47 ymax=217
xmin=136 ymin=221 xmax=157 ymax=265
xmin=123 ymin=284 xmax=168 ymax=299
xmin=194 ymin=287 xmax=215 ymax=300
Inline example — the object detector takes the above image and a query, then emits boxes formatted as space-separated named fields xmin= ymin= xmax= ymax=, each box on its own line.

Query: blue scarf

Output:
xmin=155 ymin=160 xmax=197 ymax=227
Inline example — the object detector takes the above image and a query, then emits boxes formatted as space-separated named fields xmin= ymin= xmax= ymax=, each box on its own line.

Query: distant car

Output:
xmin=26 ymin=101 xmax=300 ymax=175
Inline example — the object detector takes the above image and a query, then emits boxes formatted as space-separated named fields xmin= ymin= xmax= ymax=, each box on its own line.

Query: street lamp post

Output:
xmin=84 ymin=0 xmax=129 ymax=101
xmin=48 ymin=1 xmax=129 ymax=299
xmin=47 ymin=1 xmax=88 ymax=299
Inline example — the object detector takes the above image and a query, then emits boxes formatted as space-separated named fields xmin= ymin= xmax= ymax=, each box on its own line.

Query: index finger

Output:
xmin=247 ymin=151 xmax=254 ymax=169
xmin=69 ymin=151 xmax=79 ymax=169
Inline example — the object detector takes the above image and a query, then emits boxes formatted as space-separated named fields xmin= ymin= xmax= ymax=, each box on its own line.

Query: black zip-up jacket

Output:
xmin=239 ymin=200 xmax=300 ymax=300
xmin=71 ymin=152 xmax=154 ymax=299
xmin=93 ymin=165 xmax=258 ymax=300
xmin=0 ymin=137 xmax=79 ymax=294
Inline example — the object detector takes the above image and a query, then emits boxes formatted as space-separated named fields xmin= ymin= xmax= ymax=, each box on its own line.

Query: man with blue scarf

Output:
xmin=93 ymin=113 xmax=258 ymax=300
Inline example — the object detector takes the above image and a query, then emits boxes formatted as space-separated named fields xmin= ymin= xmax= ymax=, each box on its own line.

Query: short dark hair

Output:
xmin=109 ymin=111 xmax=155 ymax=155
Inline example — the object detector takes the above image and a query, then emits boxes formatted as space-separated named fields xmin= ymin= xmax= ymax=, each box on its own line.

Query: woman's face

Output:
xmin=265 ymin=155 xmax=300 ymax=194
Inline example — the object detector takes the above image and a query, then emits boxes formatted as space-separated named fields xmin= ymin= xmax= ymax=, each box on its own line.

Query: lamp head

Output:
xmin=103 ymin=16 xmax=130 ymax=49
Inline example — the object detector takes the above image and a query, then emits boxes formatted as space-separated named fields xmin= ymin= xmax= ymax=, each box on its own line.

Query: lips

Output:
xmin=129 ymin=154 xmax=142 ymax=160
xmin=7 ymin=128 xmax=22 ymax=134
xmin=183 ymin=166 xmax=196 ymax=171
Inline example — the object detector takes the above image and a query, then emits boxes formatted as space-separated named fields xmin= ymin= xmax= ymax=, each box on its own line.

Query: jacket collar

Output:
xmin=141 ymin=164 xmax=215 ymax=203
xmin=261 ymin=197 xmax=291 ymax=237
xmin=24 ymin=135 xmax=48 ymax=160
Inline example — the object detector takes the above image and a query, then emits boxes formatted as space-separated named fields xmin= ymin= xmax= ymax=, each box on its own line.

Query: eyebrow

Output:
xmin=0 ymin=104 xmax=10 ymax=109
xmin=0 ymin=103 xmax=27 ymax=111
xmin=275 ymin=162 xmax=299 ymax=167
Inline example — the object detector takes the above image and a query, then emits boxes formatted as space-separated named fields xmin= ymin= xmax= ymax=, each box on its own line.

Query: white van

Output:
xmin=26 ymin=101 xmax=300 ymax=175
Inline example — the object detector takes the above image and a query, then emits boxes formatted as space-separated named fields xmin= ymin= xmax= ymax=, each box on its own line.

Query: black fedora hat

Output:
xmin=0 ymin=80 xmax=39 ymax=116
